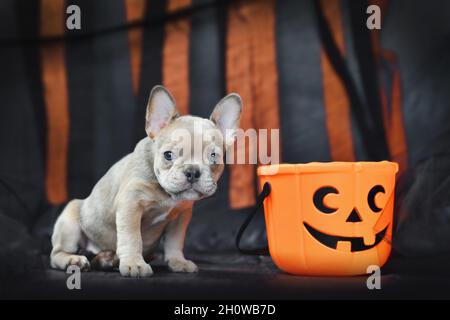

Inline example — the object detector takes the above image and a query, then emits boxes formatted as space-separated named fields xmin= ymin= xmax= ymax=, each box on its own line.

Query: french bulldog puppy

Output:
xmin=50 ymin=85 xmax=242 ymax=277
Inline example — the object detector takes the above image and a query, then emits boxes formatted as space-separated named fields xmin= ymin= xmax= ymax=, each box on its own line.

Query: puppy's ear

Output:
xmin=145 ymin=85 xmax=178 ymax=138
xmin=210 ymin=93 xmax=242 ymax=148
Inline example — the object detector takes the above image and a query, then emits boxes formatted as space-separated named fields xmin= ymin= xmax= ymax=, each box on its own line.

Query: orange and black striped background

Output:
xmin=3 ymin=0 xmax=450 ymax=247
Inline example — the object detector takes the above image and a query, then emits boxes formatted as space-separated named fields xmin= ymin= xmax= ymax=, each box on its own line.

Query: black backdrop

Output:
xmin=0 ymin=0 xmax=449 ymax=284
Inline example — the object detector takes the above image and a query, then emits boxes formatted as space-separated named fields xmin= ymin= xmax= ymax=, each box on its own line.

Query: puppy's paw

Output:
xmin=91 ymin=251 xmax=119 ymax=271
xmin=67 ymin=255 xmax=90 ymax=271
xmin=119 ymin=257 xmax=153 ymax=277
xmin=167 ymin=258 xmax=198 ymax=273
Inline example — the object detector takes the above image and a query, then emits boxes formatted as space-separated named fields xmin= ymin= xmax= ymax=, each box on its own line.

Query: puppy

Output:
xmin=50 ymin=86 xmax=242 ymax=277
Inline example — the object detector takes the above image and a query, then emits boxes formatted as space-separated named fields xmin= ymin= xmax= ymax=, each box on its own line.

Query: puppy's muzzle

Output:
xmin=184 ymin=165 xmax=201 ymax=183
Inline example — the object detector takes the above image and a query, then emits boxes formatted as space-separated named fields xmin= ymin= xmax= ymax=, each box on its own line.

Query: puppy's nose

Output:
xmin=184 ymin=165 xmax=201 ymax=183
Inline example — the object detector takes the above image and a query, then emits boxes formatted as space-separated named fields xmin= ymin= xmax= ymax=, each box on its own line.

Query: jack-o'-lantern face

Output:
xmin=257 ymin=162 xmax=398 ymax=276
xmin=298 ymin=163 xmax=396 ymax=274
xmin=304 ymin=184 xmax=388 ymax=252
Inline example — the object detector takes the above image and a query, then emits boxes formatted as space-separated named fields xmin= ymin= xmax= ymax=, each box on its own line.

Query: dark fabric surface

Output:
xmin=0 ymin=206 xmax=449 ymax=300
xmin=383 ymin=0 xmax=450 ymax=166
xmin=395 ymin=155 xmax=450 ymax=256
xmin=0 ymin=0 xmax=448 ymax=253
xmin=3 ymin=252 xmax=450 ymax=299
xmin=0 ymin=0 xmax=450 ymax=299
xmin=276 ymin=0 xmax=331 ymax=163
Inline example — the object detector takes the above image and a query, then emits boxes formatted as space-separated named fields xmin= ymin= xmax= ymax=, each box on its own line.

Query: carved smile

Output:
xmin=303 ymin=222 xmax=388 ymax=252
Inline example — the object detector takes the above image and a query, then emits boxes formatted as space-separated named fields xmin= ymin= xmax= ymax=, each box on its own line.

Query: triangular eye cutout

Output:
xmin=346 ymin=208 xmax=362 ymax=222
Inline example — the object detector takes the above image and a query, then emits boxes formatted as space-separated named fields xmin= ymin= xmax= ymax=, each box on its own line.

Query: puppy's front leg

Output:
xmin=163 ymin=201 xmax=198 ymax=273
xmin=116 ymin=203 xmax=153 ymax=277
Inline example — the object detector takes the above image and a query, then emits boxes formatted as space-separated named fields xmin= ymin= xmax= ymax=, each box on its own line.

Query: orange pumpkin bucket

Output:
xmin=256 ymin=161 xmax=398 ymax=276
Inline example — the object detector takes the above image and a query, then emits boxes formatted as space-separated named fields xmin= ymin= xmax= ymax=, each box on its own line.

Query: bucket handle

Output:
xmin=235 ymin=182 xmax=271 ymax=255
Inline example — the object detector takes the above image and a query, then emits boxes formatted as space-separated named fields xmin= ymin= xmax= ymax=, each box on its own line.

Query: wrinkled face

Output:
xmin=153 ymin=117 xmax=225 ymax=200
xmin=144 ymin=85 xmax=241 ymax=201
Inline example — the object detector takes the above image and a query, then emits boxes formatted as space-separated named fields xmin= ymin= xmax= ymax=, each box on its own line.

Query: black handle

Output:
xmin=235 ymin=182 xmax=271 ymax=255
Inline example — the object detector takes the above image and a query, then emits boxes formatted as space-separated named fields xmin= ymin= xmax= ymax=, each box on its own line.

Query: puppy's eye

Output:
xmin=163 ymin=151 xmax=173 ymax=161
xmin=210 ymin=152 xmax=216 ymax=158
